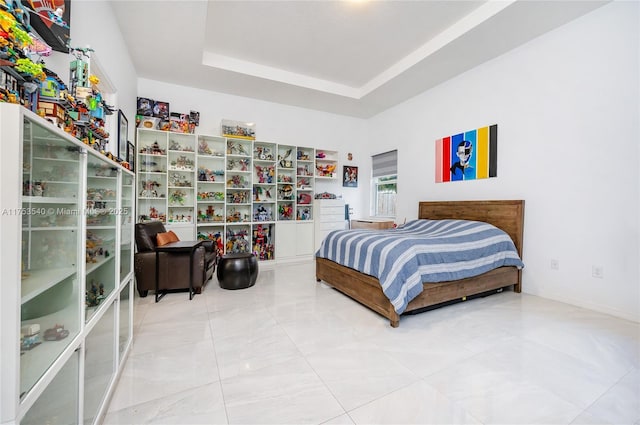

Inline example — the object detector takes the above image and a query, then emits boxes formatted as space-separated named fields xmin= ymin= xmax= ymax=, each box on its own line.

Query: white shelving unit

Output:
xmin=136 ymin=128 xmax=342 ymax=263
xmin=0 ymin=104 xmax=135 ymax=425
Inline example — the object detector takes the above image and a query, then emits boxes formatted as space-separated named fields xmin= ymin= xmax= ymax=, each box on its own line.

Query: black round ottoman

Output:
xmin=217 ymin=253 xmax=259 ymax=290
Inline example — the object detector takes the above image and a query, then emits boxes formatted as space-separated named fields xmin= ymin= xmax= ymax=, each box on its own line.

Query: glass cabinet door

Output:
xmin=83 ymin=301 xmax=116 ymax=424
xmin=119 ymin=172 xmax=134 ymax=283
xmin=20 ymin=118 xmax=82 ymax=400
xmin=20 ymin=350 xmax=79 ymax=425
xmin=85 ymin=154 xmax=118 ymax=322
xmin=118 ymin=281 xmax=131 ymax=359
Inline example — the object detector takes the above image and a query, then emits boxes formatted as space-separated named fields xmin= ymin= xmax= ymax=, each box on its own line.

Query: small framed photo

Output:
xmin=343 ymin=166 xmax=358 ymax=188
xmin=117 ymin=110 xmax=128 ymax=160
xmin=126 ymin=141 xmax=135 ymax=172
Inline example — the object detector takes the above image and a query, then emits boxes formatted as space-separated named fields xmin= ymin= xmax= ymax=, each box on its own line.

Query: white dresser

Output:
xmin=314 ymin=199 xmax=346 ymax=251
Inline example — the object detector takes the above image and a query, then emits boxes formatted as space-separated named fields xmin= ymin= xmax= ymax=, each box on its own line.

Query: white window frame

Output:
xmin=372 ymin=174 xmax=397 ymax=218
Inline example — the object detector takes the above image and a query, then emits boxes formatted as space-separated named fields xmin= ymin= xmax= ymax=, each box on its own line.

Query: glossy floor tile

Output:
xmin=105 ymin=261 xmax=640 ymax=424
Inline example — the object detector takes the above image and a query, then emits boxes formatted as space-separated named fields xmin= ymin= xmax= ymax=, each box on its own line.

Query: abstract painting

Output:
xmin=435 ymin=124 xmax=498 ymax=183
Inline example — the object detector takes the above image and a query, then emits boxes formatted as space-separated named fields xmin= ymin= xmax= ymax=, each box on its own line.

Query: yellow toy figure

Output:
xmin=89 ymin=74 xmax=100 ymax=87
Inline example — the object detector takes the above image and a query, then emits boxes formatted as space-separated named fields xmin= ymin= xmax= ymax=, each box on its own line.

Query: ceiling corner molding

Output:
xmin=201 ymin=51 xmax=361 ymax=98
xmin=360 ymin=0 xmax=517 ymax=96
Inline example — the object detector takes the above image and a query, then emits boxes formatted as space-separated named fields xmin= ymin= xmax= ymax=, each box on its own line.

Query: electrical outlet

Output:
xmin=550 ymin=259 xmax=559 ymax=270
xmin=592 ymin=265 xmax=604 ymax=279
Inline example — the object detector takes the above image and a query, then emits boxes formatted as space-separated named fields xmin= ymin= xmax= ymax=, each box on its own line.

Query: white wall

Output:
xmin=367 ymin=1 xmax=639 ymax=321
xmin=137 ymin=78 xmax=369 ymax=216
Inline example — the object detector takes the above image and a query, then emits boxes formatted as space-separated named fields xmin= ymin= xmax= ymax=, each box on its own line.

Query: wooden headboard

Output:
xmin=418 ymin=200 xmax=525 ymax=257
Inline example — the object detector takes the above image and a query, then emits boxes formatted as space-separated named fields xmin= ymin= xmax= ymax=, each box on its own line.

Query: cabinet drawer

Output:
xmin=319 ymin=212 xmax=344 ymax=223
xmin=316 ymin=199 xmax=344 ymax=208
xmin=320 ymin=221 xmax=345 ymax=231
xmin=351 ymin=219 xmax=395 ymax=230
xmin=320 ymin=206 xmax=344 ymax=216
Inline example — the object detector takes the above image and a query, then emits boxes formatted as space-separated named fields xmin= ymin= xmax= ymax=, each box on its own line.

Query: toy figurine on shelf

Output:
xmin=169 ymin=140 xmax=183 ymax=151
xmin=297 ymin=207 xmax=311 ymax=221
xmin=171 ymin=155 xmax=194 ymax=170
xmin=278 ymin=149 xmax=293 ymax=168
xmin=279 ymin=184 xmax=293 ymax=200
xmin=169 ymin=190 xmax=186 ymax=206
xmin=279 ymin=204 xmax=293 ymax=220
xmin=239 ymin=158 xmax=249 ymax=171
xmin=140 ymin=180 xmax=161 ymax=197
xmin=140 ymin=141 xmax=165 ymax=155
xmin=213 ymin=232 xmax=224 ymax=253
xmin=85 ymin=280 xmax=105 ymax=307
xmin=314 ymin=192 xmax=337 ymax=199
xmin=316 ymin=163 xmax=336 ymax=177
xmin=297 ymin=192 xmax=312 ymax=205
xmin=253 ymin=186 xmax=263 ymax=201
xmin=198 ymin=139 xmax=212 ymax=155
xmin=278 ymin=174 xmax=292 ymax=183
xmin=44 ymin=324 xmax=69 ymax=341
xmin=254 ymin=205 xmax=271 ymax=222
xmin=297 ymin=177 xmax=310 ymax=189
xmin=149 ymin=206 xmax=159 ymax=220
xmin=20 ymin=324 xmax=42 ymax=352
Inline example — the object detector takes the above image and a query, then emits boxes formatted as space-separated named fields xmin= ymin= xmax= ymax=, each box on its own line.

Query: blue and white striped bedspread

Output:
xmin=316 ymin=219 xmax=524 ymax=314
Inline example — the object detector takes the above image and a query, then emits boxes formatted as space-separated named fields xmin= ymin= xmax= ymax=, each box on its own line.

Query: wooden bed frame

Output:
xmin=315 ymin=200 xmax=525 ymax=327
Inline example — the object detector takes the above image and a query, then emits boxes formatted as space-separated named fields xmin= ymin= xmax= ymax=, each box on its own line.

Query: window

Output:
xmin=371 ymin=150 xmax=397 ymax=217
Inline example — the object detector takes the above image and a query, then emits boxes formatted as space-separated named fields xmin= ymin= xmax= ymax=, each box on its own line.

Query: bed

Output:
xmin=315 ymin=200 xmax=524 ymax=327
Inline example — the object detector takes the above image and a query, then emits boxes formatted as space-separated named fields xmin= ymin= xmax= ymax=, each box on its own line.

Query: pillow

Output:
xmin=156 ymin=231 xmax=179 ymax=246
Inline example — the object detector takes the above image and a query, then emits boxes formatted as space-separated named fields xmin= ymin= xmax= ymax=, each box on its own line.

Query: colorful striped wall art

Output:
xmin=435 ymin=124 xmax=497 ymax=183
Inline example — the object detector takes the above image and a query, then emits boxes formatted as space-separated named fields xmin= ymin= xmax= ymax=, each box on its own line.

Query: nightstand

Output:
xmin=350 ymin=218 xmax=395 ymax=230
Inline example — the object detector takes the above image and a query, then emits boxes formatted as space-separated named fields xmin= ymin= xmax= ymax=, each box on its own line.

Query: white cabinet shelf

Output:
xmin=0 ymin=104 xmax=135 ymax=425
xmin=21 ymin=267 xmax=76 ymax=303
xmin=23 ymin=196 xmax=77 ymax=204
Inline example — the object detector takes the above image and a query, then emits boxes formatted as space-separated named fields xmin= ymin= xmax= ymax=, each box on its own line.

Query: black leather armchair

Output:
xmin=134 ymin=222 xmax=218 ymax=297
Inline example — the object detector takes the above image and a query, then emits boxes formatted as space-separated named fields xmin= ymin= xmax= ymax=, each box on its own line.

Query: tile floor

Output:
xmin=104 ymin=261 xmax=640 ymax=424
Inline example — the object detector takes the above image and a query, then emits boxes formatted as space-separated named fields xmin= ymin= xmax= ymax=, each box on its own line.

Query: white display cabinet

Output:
xmin=315 ymin=149 xmax=339 ymax=179
xmin=137 ymin=129 xmax=168 ymax=223
xmin=136 ymin=128 xmax=342 ymax=263
xmin=167 ymin=133 xmax=196 ymax=226
xmin=136 ymin=129 xmax=198 ymax=240
xmin=252 ymin=141 xmax=277 ymax=259
xmin=196 ymin=135 xmax=226 ymax=252
xmin=296 ymin=146 xmax=315 ymax=221
xmin=276 ymin=144 xmax=296 ymax=222
xmin=85 ymin=154 xmax=118 ymax=323
xmin=226 ymin=137 xmax=252 ymax=227
xmin=0 ymin=104 xmax=135 ymax=424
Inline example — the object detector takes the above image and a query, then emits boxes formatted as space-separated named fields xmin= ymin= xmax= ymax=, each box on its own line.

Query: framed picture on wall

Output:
xmin=127 ymin=142 xmax=135 ymax=172
xmin=117 ymin=110 xmax=128 ymax=160
xmin=343 ymin=166 xmax=358 ymax=188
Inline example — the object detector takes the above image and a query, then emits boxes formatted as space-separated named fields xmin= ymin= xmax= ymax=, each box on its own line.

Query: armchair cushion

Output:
xmin=156 ymin=230 xmax=179 ymax=246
